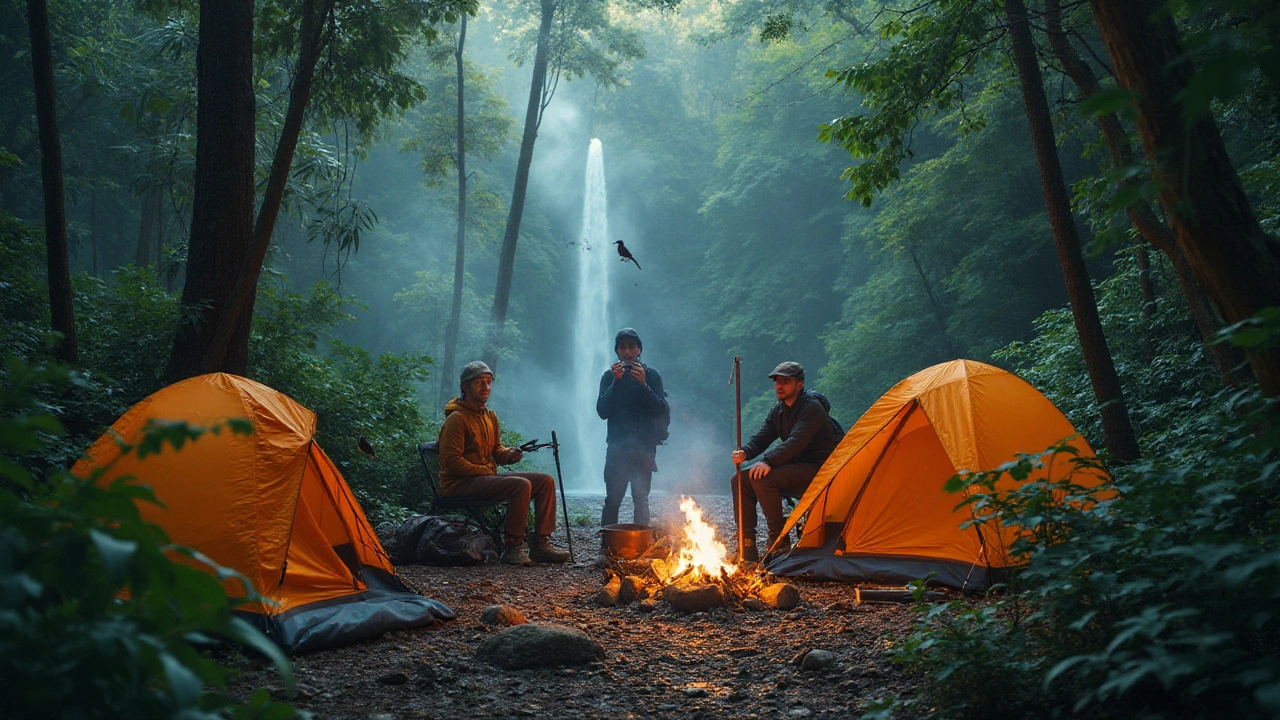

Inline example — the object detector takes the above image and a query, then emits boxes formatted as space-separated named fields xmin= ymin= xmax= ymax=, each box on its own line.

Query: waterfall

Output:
xmin=566 ymin=139 xmax=611 ymax=494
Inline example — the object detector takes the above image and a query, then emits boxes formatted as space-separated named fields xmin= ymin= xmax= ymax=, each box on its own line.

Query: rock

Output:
xmin=790 ymin=649 xmax=810 ymax=667
xmin=370 ymin=714 xmax=397 ymax=720
xmin=480 ymin=604 xmax=527 ymax=627
xmin=681 ymin=686 xmax=709 ymax=698
xmin=637 ymin=599 xmax=657 ymax=612
xmin=475 ymin=623 xmax=606 ymax=670
xmin=377 ymin=672 xmax=409 ymax=686
xmin=759 ymin=583 xmax=801 ymax=610
xmin=800 ymin=650 xmax=836 ymax=671
xmin=663 ymin=582 xmax=726 ymax=613
xmin=596 ymin=572 xmax=621 ymax=607
xmin=787 ymin=708 xmax=812 ymax=718
xmin=619 ymin=576 xmax=645 ymax=604
xmin=741 ymin=598 xmax=767 ymax=612
xmin=824 ymin=600 xmax=854 ymax=613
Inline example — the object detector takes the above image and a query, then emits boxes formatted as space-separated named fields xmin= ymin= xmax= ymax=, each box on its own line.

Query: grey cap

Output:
xmin=615 ymin=327 xmax=642 ymax=349
xmin=768 ymin=361 xmax=805 ymax=383
xmin=460 ymin=361 xmax=494 ymax=383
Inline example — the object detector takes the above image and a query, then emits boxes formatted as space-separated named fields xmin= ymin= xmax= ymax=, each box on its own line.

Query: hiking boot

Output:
xmin=528 ymin=534 xmax=570 ymax=564
xmin=501 ymin=544 xmax=531 ymax=565
xmin=734 ymin=542 xmax=759 ymax=564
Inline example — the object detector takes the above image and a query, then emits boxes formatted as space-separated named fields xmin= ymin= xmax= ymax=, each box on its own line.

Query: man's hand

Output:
xmin=747 ymin=461 xmax=771 ymax=481
xmin=611 ymin=362 xmax=625 ymax=381
xmin=731 ymin=449 xmax=746 ymax=465
xmin=502 ymin=448 xmax=524 ymax=464
xmin=629 ymin=363 xmax=646 ymax=384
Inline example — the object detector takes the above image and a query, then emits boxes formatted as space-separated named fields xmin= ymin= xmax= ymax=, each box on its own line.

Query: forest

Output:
xmin=2 ymin=0 xmax=1279 ymax=717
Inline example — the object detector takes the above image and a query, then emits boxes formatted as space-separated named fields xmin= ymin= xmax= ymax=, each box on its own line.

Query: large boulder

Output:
xmin=476 ymin=623 xmax=605 ymax=670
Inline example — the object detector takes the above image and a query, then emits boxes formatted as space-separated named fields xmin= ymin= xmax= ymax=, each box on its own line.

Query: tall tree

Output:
xmin=1089 ymin=0 xmax=1280 ymax=396
xmin=441 ymin=14 xmax=470 ymax=406
xmin=1043 ymin=0 xmax=1247 ymax=387
xmin=26 ymin=0 xmax=78 ymax=363
xmin=163 ymin=0 xmax=255 ymax=382
xmin=486 ymin=0 xmax=554 ymax=369
xmin=1005 ymin=0 xmax=1139 ymax=460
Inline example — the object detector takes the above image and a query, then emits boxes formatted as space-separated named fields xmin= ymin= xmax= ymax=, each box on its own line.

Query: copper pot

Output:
xmin=601 ymin=523 xmax=654 ymax=559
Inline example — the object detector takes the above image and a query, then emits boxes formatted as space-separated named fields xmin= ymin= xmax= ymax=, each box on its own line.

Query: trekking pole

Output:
xmin=731 ymin=356 xmax=744 ymax=563
xmin=550 ymin=430 xmax=575 ymax=562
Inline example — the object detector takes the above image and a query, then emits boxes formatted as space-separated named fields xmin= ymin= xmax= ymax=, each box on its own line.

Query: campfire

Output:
xmin=598 ymin=497 xmax=797 ymax=613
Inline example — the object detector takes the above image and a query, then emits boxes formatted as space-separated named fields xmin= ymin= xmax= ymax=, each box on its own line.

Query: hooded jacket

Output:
xmin=596 ymin=362 xmax=667 ymax=448
xmin=438 ymin=396 xmax=517 ymax=491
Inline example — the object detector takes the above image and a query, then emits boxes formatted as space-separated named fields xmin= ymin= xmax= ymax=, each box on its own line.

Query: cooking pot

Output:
xmin=601 ymin=523 xmax=655 ymax=559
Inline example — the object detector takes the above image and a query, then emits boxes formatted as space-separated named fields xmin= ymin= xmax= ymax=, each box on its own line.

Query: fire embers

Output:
xmin=595 ymin=497 xmax=801 ymax=614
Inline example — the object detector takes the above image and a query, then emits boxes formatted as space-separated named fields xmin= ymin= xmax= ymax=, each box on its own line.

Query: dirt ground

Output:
xmin=227 ymin=494 xmax=925 ymax=719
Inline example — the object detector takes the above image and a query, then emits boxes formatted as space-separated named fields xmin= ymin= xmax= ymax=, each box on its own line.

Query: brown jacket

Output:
xmin=437 ymin=396 xmax=518 ymax=491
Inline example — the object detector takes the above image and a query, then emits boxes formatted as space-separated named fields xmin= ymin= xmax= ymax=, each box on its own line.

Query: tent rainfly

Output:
xmin=73 ymin=373 xmax=453 ymax=652
xmin=766 ymin=359 xmax=1107 ymax=591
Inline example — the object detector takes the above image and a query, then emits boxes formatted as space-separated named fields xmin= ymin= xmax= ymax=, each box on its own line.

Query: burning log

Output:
xmin=662 ymin=582 xmax=726 ymax=613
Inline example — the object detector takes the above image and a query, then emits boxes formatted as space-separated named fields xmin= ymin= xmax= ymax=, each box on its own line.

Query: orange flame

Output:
xmin=669 ymin=497 xmax=737 ymax=581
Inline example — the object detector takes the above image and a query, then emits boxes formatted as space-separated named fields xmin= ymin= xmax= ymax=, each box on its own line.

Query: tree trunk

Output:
xmin=136 ymin=185 xmax=160 ymax=267
xmin=198 ymin=0 xmax=335 ymax=376
xmin=1090 ymin=0 xmax=1280 ymax=396
xmin=486 ymin=0 xmax=555 ymax=370
xmin=908 ymin=246 xmax=960 ymax=359
xmin=26 ymin=0 xmax=78 ymax=363
xmin=1006 ymin=0 xmax=1140 ymax=461
xmin=1044 ymin=0 xmax=1247 ymax=386
xmin=439 ymin=14 xmax=469 ymax=407
xmin=164 ymin=0 xmax=255 ymax=383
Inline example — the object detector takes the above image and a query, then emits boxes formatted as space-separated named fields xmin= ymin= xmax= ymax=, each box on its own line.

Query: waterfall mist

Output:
xmin=565 ymin=138 xmax=612 ymax=492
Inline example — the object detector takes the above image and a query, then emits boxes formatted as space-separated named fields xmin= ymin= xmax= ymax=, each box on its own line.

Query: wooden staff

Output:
xmin=731 ymin=355 xmax=744 ymax=562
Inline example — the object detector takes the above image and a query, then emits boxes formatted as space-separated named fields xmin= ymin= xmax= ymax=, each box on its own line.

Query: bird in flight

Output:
xmin=613 ymin=240 xmax=641 ymax=270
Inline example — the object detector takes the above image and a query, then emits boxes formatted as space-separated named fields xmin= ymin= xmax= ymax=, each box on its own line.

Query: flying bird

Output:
xmin=357 ymin=435 xmax=377 ymax=459
xmin=613 ymin=240 xmax=641 ymax=270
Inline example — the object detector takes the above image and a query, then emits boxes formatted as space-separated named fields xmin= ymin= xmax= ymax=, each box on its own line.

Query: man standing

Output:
xmin=596 ymin=328 xmax=669 ymax=529
xmin=730 ymin=362 xmax=837 ymax=562
xmin=439 ymin=361 xmax=570 ymax=565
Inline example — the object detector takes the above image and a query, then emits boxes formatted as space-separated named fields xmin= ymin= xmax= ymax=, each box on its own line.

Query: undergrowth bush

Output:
xmin=0 ymin=356 xmax=303 ymax=718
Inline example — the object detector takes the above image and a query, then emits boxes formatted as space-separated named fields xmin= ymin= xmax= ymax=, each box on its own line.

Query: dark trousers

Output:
xmin=730 ymin=462 xmax=820 ymax=544
xmin=442 ymin=472 xmax=557 ymax=543
xmin=602 ymin=444 xmax=656 ymax=527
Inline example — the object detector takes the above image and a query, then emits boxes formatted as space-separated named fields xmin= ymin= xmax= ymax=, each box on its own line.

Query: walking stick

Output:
xmin=550 ymin=430 xmax=575 ymax=562
xmin=731 ymin=356 xmax=744 ymax=563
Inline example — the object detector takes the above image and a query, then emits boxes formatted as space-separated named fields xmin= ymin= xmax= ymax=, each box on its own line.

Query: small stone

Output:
xmin=838 ymin=679 xmax=861 ymax=692
xmin=760 ymin=583 xmax=801 ymax=610
xmin=824 ymin=600 xmax=853 ymax=613
xmin=619 ymin=575 xmax=645 ymax=604
xmin=637 ymin=599 xmax=657 ymax=612
xmin=741 ymin=598 xmax=767 ymax=612
xmin=480 ymin=604 xmax=527 ymax=627
xmin=801 ymin=650 xmax=836 ymax=671
xmin=681 ymin=687 xmax=709 ymax=698
xmin=371 ymin=714 xmax=397 ymax=720
xmin=788 ymin=708 xmax=812 ymax=718
xmin=790 ymin=649 xmax=810 ymax=667
xmin=378 ymin=672 xmax=409 ymax=686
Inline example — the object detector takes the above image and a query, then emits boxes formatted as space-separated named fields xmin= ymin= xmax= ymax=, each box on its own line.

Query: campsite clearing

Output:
xmin=224 ymin=495 xmax=926 ymax=719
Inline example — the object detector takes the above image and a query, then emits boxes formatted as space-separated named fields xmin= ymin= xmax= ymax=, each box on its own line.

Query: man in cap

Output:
xmin=596 ymin=328 xmax=669 ymax=531
xmin=438 ymin=361 xmax=570 ymax=565
xmin=729 ymin=361 xmax=838 ymax=562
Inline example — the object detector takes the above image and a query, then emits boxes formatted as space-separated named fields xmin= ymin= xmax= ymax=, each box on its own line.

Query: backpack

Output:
xmin=385 ymin=515 xmax=498 ymax=566
xmin=654 ymin=392 xmax=671 ymax=445
xmin=805 ymin=391 xmax=845 ymax=438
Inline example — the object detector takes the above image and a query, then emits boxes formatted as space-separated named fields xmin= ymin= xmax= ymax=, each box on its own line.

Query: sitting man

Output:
xmin=730 ymin=361 xmax=838 ymax=562
xmin=438 ymin=361 xmax=570 ymax=565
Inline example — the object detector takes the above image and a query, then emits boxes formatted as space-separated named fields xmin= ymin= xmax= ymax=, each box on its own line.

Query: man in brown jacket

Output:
xmin=438 ymin=361 xmax=570 ymax=565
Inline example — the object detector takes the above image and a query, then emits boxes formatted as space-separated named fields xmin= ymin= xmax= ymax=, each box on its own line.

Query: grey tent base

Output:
xmin=765 ymin=528 xmax=1007 ymax=592
xmin=241 ymin=567 xmax=456 ymax=653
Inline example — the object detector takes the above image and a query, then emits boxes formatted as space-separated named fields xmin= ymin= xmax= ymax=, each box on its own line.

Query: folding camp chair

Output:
xmin=417 ymin=441 xmax=506 ymax=550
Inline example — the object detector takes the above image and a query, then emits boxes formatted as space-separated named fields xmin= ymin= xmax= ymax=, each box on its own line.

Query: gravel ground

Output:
xmin=226 ymin=493 xmax=926 ymax=719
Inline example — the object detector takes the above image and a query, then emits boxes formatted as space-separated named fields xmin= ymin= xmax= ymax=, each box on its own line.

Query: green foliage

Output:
xmin=0 ymin=356 xmax=302 ymax=719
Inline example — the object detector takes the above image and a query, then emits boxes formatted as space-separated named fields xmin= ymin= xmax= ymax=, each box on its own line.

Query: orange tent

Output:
xmin=73 ymin=373 xmax=452 ymax=652
xmin=767 ymin=359 xmax=1107 ymax=590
